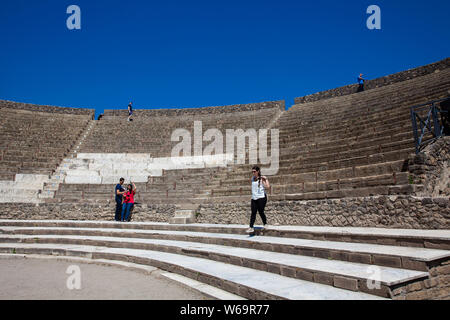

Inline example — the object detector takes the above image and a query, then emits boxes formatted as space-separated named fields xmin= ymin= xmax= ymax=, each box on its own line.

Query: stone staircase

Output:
xmin=0 ymin=219 xmax=448 ymax=300
xmin=0 ymin=108 xmax=94 ymax=203
xmin=39 ymin=120 xmax=98 ymax=200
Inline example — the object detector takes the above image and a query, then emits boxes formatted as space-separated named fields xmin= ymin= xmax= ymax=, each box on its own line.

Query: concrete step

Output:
xmin=0 ymin=242 xmax=385 ymax=300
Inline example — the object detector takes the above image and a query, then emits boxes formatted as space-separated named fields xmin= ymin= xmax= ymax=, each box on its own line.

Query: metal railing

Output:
xmin=410 ymin=97 xmax=449 ymax=154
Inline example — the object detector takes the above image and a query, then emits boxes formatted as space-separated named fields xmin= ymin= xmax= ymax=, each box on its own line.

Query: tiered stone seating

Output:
xmin=197 ymin=67 xmax=450 ymax=203
xmin=0 ymin=101 xmax=94 ymax=202
xmin=49 ymin=101 xmax=283 ymax=204
xmin=0 ymin=62 xmax=448 ymax=301
xmin=80 ymin=101 xmax=283 ymax=157
xmin=0 ymin=104 xmax=93 ymax=177
xmin=1 ymin=220 xmax=448 ymax=299
xmin=294 ymin=58 xmax=449 ymax=104
xmin=48 ymin=154 xmax=233 ymax=203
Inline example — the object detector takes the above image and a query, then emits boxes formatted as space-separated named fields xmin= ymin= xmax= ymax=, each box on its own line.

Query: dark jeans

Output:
xmin=115 ymin=200 xmax=122 ymax=221
xmin=250 ymin=196 xmax=267 ymax=228
xmin=121 ymin=203 xmax=134 ymax=222
xmin=357 ymin=83 xmax=365 ymax=92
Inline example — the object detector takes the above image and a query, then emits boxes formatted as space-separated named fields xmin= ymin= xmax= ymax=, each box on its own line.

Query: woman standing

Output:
xmin=246 ymin=166 xmax=270 ymax=233
xmin=121 ymin=182 xmax=136 ymax=222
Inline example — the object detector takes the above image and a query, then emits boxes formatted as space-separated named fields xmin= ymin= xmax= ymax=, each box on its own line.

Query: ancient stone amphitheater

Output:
xmin=0 ymin=58 xmax=449 ymax=300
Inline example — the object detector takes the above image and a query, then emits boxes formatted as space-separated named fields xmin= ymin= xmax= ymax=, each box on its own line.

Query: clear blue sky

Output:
xmin=0 ymin=0 xmax=449 ymax=116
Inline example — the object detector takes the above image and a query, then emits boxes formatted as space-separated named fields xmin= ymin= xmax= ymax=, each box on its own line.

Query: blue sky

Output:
xmin=0 ymin=0 xmax=449 ymax=116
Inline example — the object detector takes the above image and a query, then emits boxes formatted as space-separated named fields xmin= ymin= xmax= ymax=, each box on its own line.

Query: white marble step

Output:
xmin=0 ymin=234 xmax=429 ymax=286
xmin=0 ymin=242 xmax=386 ymax=300
xmin=1 ymin=226 xmax=447 ymax=262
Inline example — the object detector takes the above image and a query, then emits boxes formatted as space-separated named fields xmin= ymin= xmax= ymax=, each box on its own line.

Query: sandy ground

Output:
xmin=0 ymin=256 xmax=212 ymax=300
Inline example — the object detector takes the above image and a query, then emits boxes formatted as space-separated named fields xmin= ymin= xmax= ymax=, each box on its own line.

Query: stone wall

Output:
xmin=392 ymin=258 xmax=450 ymax=300
xmin=103 ymin=100 xmax=285 ymax=117
xmin=0 ymin=100 xmax=95 ymax=117
xmin=196 ymin=195 xmax=449 ymax=229
xmin=294 ymin=58 xmax=450 ymax=104
xmin=1 ymin=203 xmax=175 ymax=222
xmin=409 ymin=136 xmax=450 ymax=197
xmin=2 ymin=195 xmax=447 ymax=229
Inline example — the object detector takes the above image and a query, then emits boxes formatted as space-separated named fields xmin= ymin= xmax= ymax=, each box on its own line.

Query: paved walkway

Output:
xmin=0 ymin=256 xmax=211 ymax=300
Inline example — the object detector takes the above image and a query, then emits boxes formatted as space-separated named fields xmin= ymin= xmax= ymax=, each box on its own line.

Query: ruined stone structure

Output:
xmin=0 ymin=58 xmax=449 ymax=300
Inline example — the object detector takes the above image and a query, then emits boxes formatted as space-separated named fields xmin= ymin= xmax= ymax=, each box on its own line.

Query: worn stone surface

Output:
xmin=392 ymin=259 xmax=450 ymax=300
xmin=294 ymin=58 xmax=449 ymax=104
xmin=409 ymin=136 xmax=449 ymax=197
xmin=104 ymin=100 xmax=285 ymax=117
xmin=1 ymin=203 xmax=175 ymax=222
xmin=0 ymin=100 xmax=95 ymax=117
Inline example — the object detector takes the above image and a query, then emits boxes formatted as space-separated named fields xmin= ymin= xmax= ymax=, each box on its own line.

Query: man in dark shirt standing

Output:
xmin=127 ymin=102 xmax=133 ymax=122
xmin=357 ymin=73 xmax=365 ymax=92
xmin=115 ymin=178 xmax=126 ymax=221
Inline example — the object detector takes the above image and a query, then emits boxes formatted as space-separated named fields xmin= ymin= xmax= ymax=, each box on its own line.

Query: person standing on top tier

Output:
xmin=357 ymin=73 xmax=365 ymax=92
xmin=127 ymin=102 xmax=133 ymax=121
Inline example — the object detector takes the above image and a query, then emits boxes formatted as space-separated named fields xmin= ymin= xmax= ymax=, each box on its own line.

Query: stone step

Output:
xmin=288 ymin=76 xmax=450 ymax=116
xmin=1 ymin=226 xmax=448 ymax=271
xmin=1 ymin=220 xmax=448 ymax=249
xmin=291 ymin=80 xmax=450 ymax=112
xmin=278 ymin=118 xmax=412 ymax=142
xmin=200 ymin=184 xmax=420 ymax=202
xmin=279 ymin=108 xmax=411 ymax=128
xmin=0 ymin=242 xmax=385 ymax=300
xmin=278 ymin=138 xmax=415 ymax=162
xmin=208 ymin=148 xmax=413 ymax=180
xmin=208 ymin=160 xmax=406 ymax=187
xmin=170 ymin=210 xmax=196 ymax=224
xmin=38 ymin=191 xmax=55 ymax=199
xmin=279 ymin=132 xmax=415 ymax=160
xmin=211 ymin=173 xmax=410 ymax=195
xmin=0 ymin=233 xmax=432 ymax=297
xmin=176 ymin=203 xmax=199 ymax=210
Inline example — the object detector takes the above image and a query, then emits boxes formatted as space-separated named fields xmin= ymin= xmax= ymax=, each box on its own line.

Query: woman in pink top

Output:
xmin=121 ymin=182 xmax=136 ymax=222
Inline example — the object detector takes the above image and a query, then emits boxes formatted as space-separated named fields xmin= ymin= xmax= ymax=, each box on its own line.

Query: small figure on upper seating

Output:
xmin=357 ymin=73 xmax=365 ymax=92
xmin=127 ymin=102 xmax=133 ymax=121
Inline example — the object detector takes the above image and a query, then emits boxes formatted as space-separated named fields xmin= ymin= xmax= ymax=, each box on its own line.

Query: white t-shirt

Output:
xmin=251 ymin=177 xmax=266 ymax=200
